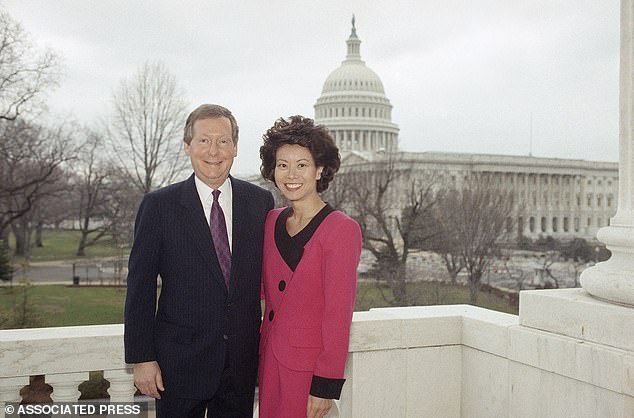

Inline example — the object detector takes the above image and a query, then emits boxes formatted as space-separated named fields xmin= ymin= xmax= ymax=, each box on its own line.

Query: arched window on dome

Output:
xmin=362 ymin=108 xmax=365 ymax=117
xmin=335 ymin=108 xmax=338 ymax=117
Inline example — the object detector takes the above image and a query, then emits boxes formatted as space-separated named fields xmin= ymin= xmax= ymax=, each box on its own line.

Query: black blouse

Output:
xmin=274 ymin=203 xmax=335 ymax=271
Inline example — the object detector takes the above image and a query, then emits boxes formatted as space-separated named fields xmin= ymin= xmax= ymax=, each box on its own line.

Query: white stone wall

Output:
xmin=340 ymin=292 xmax=634 ymax=418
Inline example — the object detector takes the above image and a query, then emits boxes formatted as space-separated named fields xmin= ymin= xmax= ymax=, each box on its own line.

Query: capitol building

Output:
xmin=313 ymin=18 xmax=618 ymax=241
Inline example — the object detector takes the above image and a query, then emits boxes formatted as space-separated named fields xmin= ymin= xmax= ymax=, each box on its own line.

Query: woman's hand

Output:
xmin=307 ymin=395 xmax=332 ymax=417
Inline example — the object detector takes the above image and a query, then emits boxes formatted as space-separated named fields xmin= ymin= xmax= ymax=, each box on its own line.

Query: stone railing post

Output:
xmin=581 ymin=0 xmax=634 ymax=306
xmin=0 ymin=377 xmax=28 ymax=418
xmin=48 ymin=372 xmax=88 ymax=402
xmin=104 ymin=369 xmax=136 ymax=403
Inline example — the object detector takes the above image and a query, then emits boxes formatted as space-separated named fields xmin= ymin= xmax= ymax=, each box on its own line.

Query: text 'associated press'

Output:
xmin=4 ymin=402 xmax=149 ymax=417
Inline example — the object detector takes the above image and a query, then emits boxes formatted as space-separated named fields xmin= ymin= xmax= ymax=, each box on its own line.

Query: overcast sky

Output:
xmin=1 ymin=0 xmax=621 ymax=176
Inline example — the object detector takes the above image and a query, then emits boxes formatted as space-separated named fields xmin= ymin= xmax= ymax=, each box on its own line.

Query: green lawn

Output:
xmin=0 ymin=280 xmax=517 ymax=330
xmin=0 ymin=285 xmax=127 ymax=329
xmin=355 ymin=280 xmax=518 ymax=314
xmin=9 ymin=229 xmax=128 ymax=262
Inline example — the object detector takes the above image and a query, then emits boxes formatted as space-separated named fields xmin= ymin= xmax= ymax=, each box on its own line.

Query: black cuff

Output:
xmin=309 ymin=375 xmax=346 ymax=400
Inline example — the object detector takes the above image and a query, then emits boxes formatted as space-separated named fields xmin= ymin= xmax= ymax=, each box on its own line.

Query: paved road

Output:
xmin=8 ymin=258 xmax=126 ymax=285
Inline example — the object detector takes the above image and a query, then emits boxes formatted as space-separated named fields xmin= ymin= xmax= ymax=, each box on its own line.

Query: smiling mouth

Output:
xmin=285 ymin=183 xmax=302 ymax=190
xmin=204 ymin=160 xmax=222 ymax=166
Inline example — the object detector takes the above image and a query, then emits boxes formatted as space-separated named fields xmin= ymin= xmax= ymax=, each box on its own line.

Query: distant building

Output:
xmin=311 ymin=18 xmax=617 ymax=240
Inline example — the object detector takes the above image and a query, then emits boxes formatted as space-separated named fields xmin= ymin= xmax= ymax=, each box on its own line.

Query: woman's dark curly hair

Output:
xmin=260 ymin=115 xmax=340 ymax=193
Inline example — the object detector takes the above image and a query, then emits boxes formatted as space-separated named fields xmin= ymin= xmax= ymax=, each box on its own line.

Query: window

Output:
xmin=587 ymin=217 xmax=592 ymax=227
xmin=541 ymin=217 xmax=547 ymax=233
xmin=552 ymin=217 xmax=558 ymax=233
xmin=563 ymin=217 xmax=569 ymax=232
xmin=587 ymin=194 xmax=592 ymax=207
xmin=529 ymin=217 xmax=536 ymax=233
xmin=607 ymin=196 xmax=613 ymax=207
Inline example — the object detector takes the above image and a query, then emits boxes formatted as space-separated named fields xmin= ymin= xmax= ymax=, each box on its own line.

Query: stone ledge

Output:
xmin=509 ymin=324 xmax=632 ymax=395
xmin=519 ymin=288 xmax=634 ymax=351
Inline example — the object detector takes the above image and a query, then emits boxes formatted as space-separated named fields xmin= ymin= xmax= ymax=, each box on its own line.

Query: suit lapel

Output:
xmin=179 ymin=174 xmax=228 ymax=291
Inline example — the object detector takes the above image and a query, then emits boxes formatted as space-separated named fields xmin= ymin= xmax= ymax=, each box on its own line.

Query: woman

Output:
xmin=258 ymin=116 xmax=362 ymax=418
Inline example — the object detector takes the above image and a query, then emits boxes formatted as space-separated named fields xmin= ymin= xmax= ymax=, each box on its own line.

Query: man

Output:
xmin=124 ymin=104 xmax=274 ymax=417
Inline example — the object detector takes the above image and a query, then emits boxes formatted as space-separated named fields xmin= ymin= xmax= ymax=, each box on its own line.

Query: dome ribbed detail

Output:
xmin=314 ymin=16 xmax=399 ymax=153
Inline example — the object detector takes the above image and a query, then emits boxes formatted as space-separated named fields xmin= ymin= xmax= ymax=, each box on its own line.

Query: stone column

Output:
xmin=48 ymin=372 xmax=88 ymax=402
xmin=581 ymin=0 xmax=634 ymax=306
xmin=104 ymin=369 xmax=136 ymax=403
xmin=0 ymin=377 xmax=28 ymax=418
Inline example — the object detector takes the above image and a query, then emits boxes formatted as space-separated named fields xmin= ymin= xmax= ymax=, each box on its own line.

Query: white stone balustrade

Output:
xmin=0 ymin=324 xmax=132 ymax=411
xmin=1 ymin=296 xmax=632 ymax=417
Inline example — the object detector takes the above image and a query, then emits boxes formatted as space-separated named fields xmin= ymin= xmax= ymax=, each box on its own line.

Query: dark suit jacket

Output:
xmin=124 ymin=174 xmax=274 ymax=399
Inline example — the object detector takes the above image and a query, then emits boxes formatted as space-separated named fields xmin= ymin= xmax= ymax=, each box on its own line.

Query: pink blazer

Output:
xmin=259 ymin=207 xmax=362 ymax=379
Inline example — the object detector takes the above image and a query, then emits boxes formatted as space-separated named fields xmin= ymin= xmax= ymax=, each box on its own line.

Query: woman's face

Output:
xmin=274 ymin=144 xmax=323 ymax=203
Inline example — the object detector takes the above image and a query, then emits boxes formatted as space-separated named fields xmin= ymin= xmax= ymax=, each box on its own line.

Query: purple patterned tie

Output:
xmin=210 ymin=189 xmax=231 ymax=288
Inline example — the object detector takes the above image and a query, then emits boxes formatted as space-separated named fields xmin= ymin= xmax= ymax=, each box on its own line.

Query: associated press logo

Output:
xmin=3 ymin=401 xmax=147 ymax=417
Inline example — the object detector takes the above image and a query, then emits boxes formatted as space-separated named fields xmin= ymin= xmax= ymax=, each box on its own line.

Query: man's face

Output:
xmin=184 ymin=117 xmax=237 ymax=189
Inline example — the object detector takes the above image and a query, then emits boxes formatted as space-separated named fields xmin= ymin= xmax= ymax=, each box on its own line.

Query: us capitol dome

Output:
xmin=314 ymin=16 xmax=399 ymax=153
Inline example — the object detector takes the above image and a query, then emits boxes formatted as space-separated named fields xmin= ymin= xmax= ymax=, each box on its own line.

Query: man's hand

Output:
xmin=307 ymin=395 xmax=332 ymax=418
xmin=133 ymin=361 xmax=164 ymax=399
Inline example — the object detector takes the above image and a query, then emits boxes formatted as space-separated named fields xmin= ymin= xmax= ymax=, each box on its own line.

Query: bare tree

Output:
xmin=425 ymin=198 xmax=464 ymax=283
xmin=0 ymin=119 xmax=77 ymax=240
xmin=339 ymin=156 xmax=441 ymax=306
xmin=322 ymin=169 xmax=350 ymax=210
xmin=435 ymin=175 xmax=514 ymax=304
xmin=109 ymin=61 xmax=188 ymax=193
xmin=0 ymin=9 xmax=61 ymax=121
xmin=73 ymin=128 xmax=113 ymax=256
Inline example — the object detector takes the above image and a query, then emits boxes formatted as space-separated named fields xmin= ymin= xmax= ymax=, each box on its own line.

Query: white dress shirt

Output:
xmin=194 ymin=175 xmax=233 ymax=252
